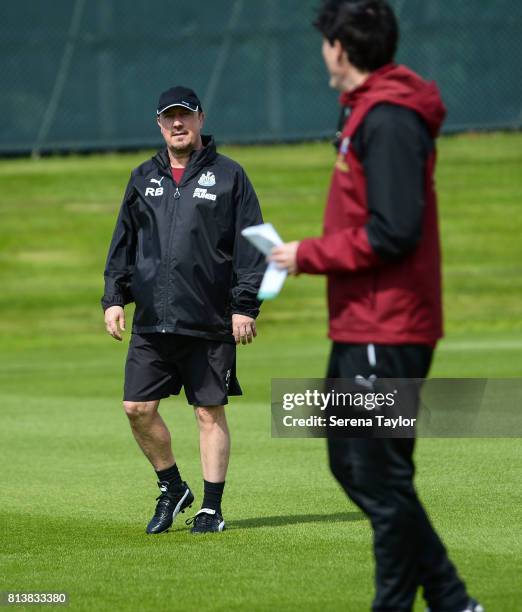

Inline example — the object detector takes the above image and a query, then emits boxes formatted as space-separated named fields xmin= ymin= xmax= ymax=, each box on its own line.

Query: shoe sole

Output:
xmin=191 ymin=520 xmax=226 ymax=534
xmin=147 ymin=488 xmax=194 ymax=535
xmin=426 ymin=603 xmax=484 ymax=612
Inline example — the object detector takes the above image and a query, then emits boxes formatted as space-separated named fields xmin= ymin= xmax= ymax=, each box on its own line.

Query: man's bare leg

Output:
xmin=190 ymin=405 xmax=229 ymax=532
xmin=123 ymin=400 xmax=194 ymax=534
xmin=123 ymin=400 xmax=175 ymax=470
xmin=194 ymin=405 xmax=230 ymax=481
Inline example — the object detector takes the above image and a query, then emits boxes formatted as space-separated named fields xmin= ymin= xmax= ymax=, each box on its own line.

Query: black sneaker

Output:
xmin=426 ymin=599 xmax=485 ymax=612
xmin=463 ymin=600 xmax=485 ymax=612
xmin=145 ymin=481 xmax=194 ymax=534
xmin=185 ymin=508 xmax=225 ymax=534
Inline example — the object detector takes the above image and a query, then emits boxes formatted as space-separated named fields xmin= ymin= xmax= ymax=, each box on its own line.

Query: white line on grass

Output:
xmin=1 ymin=339 xmax=522 ymax=373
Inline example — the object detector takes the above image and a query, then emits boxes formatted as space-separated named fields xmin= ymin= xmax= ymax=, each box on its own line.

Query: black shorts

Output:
xmin=124 ymin=333 xmax=242 ymax=406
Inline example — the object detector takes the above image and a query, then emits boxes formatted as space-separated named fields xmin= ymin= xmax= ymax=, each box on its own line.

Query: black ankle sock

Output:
xmin=155 ymin=463 xmax=182 ymax=489
xmin=202 ymin=480 xmax=225 ymax=514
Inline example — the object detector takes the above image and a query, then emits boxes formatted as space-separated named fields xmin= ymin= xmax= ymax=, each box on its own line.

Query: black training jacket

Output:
xmin=101 ymin=135 xmax=265 ymax=343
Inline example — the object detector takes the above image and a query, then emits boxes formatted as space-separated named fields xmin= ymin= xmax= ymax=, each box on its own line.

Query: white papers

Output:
xmin=241 ymin=223 xmax=287 ymax=300
xmin=242 ymin=223 xmax=283 ymax=255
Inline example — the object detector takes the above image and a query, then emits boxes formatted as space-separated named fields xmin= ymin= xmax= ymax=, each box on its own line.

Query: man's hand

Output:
xmin=232 ymin=314 xmax=257 ymax=345
xmin=269 ymin=241 xmax=300 ymax=275
xmin=105 ymin=305 xmax=126 ymax=341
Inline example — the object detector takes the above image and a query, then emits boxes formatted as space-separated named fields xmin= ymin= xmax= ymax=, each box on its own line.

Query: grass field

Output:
xmin=1 ymin=132 xmax=521 ymax=611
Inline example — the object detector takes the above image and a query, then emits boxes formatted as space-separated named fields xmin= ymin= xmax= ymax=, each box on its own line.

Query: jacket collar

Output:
xmin=338 ymin=63 xmax=446 ymax=137
xmin=339 ymin=64 xmax=397 ymax=109
xmin=153 ymin=135 xmax=217 ymax=173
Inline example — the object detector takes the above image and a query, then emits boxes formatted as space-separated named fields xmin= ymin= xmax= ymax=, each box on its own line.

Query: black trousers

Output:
xmin=326 ymin=343 xmax=468 ymax=612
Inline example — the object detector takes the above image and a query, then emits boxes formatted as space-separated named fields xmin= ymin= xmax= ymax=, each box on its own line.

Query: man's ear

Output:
xmin=198 ymin=111 xmax=205 ymax=128
xmin=333 ymin=39 xmax=350 ymax=67
xmin=333 ymin=39 xmax=344 ymax=62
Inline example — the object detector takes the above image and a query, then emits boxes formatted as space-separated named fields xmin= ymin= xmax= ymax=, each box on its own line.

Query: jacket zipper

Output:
xmin=159 ymin=152 xmax=205 ymax=332
xmin=162 ymin=185 xmax=181 ymax=332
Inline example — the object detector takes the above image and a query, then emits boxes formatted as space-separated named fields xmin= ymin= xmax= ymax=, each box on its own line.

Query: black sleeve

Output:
xmin=230 ymin=168 xmax=265 ymax=319
xmin=100 ymin=176 xmax=137 ymax=311
xmin=351 ymin=103 xmax=433 ymax=261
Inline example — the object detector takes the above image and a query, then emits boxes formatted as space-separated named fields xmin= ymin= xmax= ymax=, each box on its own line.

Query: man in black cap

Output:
xmin=102 ymin=86 xmax=265 ymax=534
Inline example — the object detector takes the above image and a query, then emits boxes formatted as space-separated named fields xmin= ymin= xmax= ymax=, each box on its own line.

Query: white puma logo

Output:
xmin=355 ymin=374 xmax=377 ymax=391
xmin=150 ymin=177 xmax=164 ymax=186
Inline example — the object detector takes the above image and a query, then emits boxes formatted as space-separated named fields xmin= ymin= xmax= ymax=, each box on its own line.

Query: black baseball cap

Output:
xmin=156 ymin=86 xmax=202 ymax=115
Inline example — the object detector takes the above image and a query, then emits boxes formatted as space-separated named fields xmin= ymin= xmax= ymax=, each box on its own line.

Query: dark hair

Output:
xmin=314 ymin=0 xmax=399 ymax=72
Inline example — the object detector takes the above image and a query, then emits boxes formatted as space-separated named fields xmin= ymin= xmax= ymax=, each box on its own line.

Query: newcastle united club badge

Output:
xmin=335 ymin=136 xmax=350 ymax=173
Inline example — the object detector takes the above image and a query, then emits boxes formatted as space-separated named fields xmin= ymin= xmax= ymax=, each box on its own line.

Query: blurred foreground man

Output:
xmin=102 ymin=86 xmax=264 ymax=534
xmin=271 ymin=2 xmax=483 ymax=610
